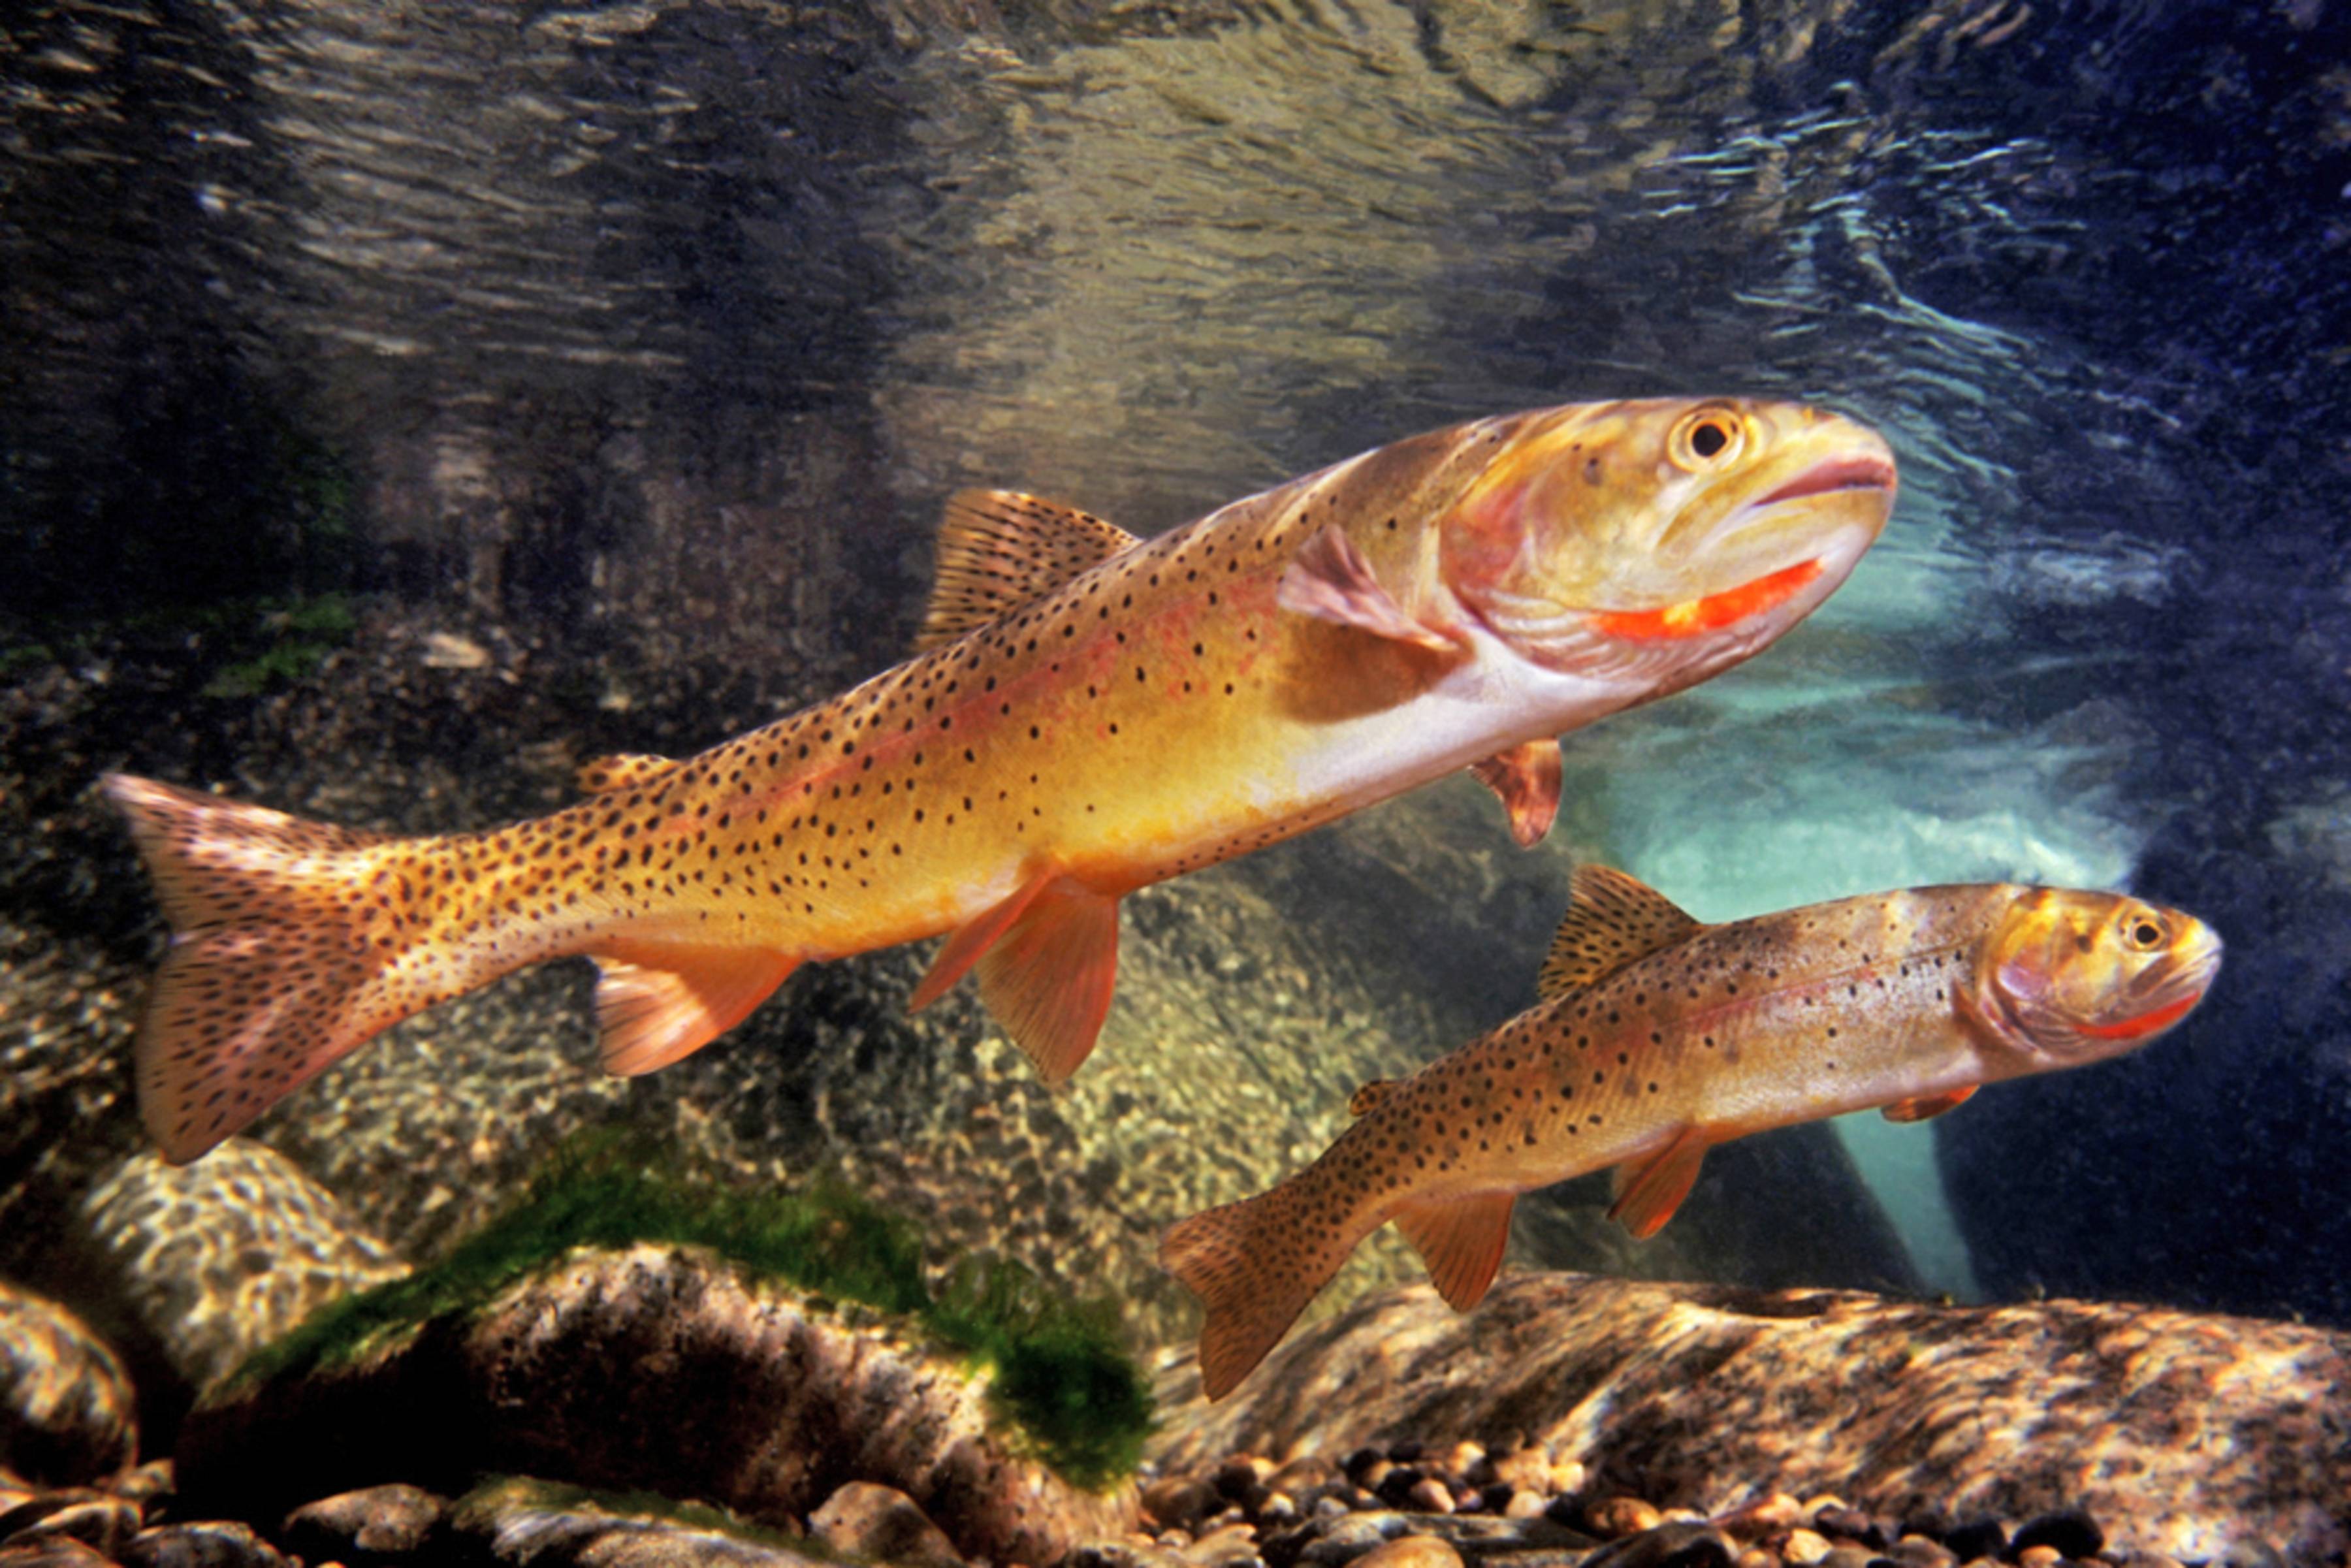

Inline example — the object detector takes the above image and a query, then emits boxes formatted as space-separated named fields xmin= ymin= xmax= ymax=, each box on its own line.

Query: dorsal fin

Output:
xmin=1537 ymin=865 xmax=1704 ymax=999
xmin=1348 ymin=1077 xmax=1398 ymax=1117
xmin=577 ymin=752 xmax=682 ymax=796
xmin=916 ymin=490 xmax=1142 ymax=652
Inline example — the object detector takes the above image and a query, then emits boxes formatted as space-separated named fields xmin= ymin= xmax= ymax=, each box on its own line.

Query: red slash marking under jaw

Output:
xmin=2077 ymin=991 xmax=2203 ymax=1042
xmin=1586 ymin=558 xmax=1825 ymax=642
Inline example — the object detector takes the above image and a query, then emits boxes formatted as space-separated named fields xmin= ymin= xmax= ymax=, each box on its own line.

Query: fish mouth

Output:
xmin=2086 ymin=928 xmax=2225 ymax=1042
xmin=1751 ymin=454 xmax=1899 ymax=511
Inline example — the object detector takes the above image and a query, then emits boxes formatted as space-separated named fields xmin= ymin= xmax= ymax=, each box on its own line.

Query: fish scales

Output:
xmin=107 ymin=398 xmax=1898 ymax=1160
xmin=1162 ymin=868 xmax=2222 ymax=1398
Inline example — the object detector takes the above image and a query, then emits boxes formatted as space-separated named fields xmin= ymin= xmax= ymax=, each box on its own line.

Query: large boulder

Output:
xmin=177 ymin=1243 xmax=1136 ymax=1567
xmin=78 ymin=1140 xmax=410 ymax=1392
xmin=1153 ymin=1271 xmax=2351 ymax=1567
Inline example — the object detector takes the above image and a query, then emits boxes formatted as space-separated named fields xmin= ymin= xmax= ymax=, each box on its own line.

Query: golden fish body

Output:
xmin=107 ymin=398 xmax=1895 ymax=1162
xmin=1162 ymin=866 xmax=2223 ymax=1399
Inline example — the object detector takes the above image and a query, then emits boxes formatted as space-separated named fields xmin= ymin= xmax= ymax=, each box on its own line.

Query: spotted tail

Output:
xmin=104 ymin=775 xmax=502 ymax=1163
xmin=1159 ymin=1166 xmax=1368 ymax=1400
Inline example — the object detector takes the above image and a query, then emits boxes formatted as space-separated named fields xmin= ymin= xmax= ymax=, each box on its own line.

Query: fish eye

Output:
xmin=1669 ymin=409 xmax=1744 ymax=470
xmin=2126 ymin=914 xmax=2166 ymax=950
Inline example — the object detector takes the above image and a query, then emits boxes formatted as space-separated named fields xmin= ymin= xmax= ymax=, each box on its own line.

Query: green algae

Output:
xmin=232 ymin=1134 xmax=1151 ymax=1490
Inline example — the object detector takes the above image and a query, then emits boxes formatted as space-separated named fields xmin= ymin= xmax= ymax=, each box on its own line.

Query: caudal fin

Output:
xmin=1160 ymin=1175 xmax=1362 ymax=1400
xmin=105 ymin=775 xmax=438 ymax=1162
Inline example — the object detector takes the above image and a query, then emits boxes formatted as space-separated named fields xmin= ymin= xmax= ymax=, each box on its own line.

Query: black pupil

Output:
xmin=1691 ymin=422 xmax=1728 ymax=458
xmin=2134 ymin=922 xmax=2160 ymax=946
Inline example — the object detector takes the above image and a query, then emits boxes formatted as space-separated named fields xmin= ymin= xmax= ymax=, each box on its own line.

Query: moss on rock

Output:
xmin=232 ymin=1135 xmax=1149 ymax=1490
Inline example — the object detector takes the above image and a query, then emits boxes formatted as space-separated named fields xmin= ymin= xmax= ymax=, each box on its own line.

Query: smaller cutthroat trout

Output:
xmin=1160 ymin=866 xmax=2223 ymax=1398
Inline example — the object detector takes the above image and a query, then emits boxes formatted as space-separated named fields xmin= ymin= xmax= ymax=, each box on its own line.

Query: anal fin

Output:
xmin=1469 ymin=739 xmax=1563 ymax=848
xmin=1391 ymin=1191 xmax=1516 ymax=1310
xmin=1607 ymin=1125 xmax=1712 ymax=1240
xmin=593 ymin=942 xmax=799 ymax=1076
xmin=1884 ymin=1085 xmax=1978 ymax=1123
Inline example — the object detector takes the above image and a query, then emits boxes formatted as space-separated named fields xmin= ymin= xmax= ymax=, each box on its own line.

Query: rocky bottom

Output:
xmin=0 ymin=1440 xmax=2160 ymax=1568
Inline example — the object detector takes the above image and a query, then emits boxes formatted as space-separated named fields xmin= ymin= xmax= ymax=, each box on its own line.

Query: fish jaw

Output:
xmin=1443 ymin=398 xmax=1895 ymax=693
xmin=1966 ymin=889 xmax=2224 ymax=1070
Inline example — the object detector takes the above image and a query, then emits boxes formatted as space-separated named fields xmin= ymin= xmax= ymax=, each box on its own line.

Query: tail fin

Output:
xmin=1159 ymin=1175 xmax=1362 ymax=1400
xmin=104 ymin=775 xmax=437 ymax=1162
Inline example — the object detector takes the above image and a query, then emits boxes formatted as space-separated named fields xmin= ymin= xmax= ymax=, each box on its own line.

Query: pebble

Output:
xmin=1584 ymin=1497 xmax=1665 ymax=1539
xmin=1217 ymin=1458 xmax=1276 ymax=1500
xmin=117 ymin=1522 xmax=290 ymax=1568
xmin=808 ymin=1480 xmax=966 ymax=1568
xmin=1145 ymin=1478 xmax=1220 ymax=1531
xmin=1501 ymin=1491 xmax=1546 ymax=1522
xmin=1812 ymin=1507 xmax=1887 ymax=1551
xmin=2015 ymin=1548 xmax=2063 ymax=1568
xmin=1351 ymin=1535 xmax=1462 ymax=1568
xmin=2011 ymin=1509 xmax=2103 ymax=1561
xmin=1580 ymin=1523 xmax=1736 ymax=1568
xmin=1781 ymin=1529 xmax=1832 ymax=1566
xmin=1817 ymin=1549 xmax=1881 ymax=1568
xmin=1404 ymin=1480 xmax=1452 ymax=1516
xmin=1183 ymin=1522 xmax=1263 ymax=1568
xmin=281 ymin=1482 xmax=446 ymax=1559
xmin=1717 ymin=1495 xmax=1805 ymax=1541
xmin=1269 ymin=1459 xmax=1336 ymax=1496
xmin=2 ymin=1499 xmax=140 ymax=1559
xmin=1885 ymin=1534 xmax=1955 ymax=1567
xmin=1940 ymin=1520 xmax=2005 ymax=1562
xmin=1733 ymin=1550 xmax=1776 ymax=1568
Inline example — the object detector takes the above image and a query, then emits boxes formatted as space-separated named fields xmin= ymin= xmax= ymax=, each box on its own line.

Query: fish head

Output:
xmin=1970 ymin=889 xmax=2224 ymax=1068
xmin=1439 ymin=398 xmax=1896 ymax=696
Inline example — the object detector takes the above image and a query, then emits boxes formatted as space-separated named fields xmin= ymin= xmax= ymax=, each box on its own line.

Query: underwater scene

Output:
xmin=4 ymin=0 xmax=2350 ymax=1564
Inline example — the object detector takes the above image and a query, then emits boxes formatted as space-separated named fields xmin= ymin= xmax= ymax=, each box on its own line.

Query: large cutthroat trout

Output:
xmin=106 ymin=398 xmax=1895 ymax=1162
xmin=1162 ymin=866 xmax=2223 ymax=1399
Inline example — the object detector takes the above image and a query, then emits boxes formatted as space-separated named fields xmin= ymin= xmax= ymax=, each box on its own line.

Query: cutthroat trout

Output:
xmin=1161 ymin=866 xmax=2223 ymax=1398
xmin=105 ymin=398 xmax=1895 ymax=1162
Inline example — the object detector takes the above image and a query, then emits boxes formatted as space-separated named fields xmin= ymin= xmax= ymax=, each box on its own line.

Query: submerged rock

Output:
xmin=178 ymin=1243 xmax=1134 ymax=1565
xmin=447 ymin=1477 xmax=839 ymax=1568
xmin=1153 ymin=1272 xmax=2351 ymax=1566
xmin=0 ymin=1283 xmax=136 ymax=1488
xmin=78 ymin=1140 xmax=410 ymax=1392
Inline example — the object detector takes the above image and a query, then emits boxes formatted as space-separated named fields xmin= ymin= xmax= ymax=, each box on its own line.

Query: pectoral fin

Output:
xmin=1469 ymin=739 xmax=1563 ymax=848
xmin=1883 ymin=1085 xmax=1979 ymax=1123
xmin=1607 ymin=1125 xmax=1711 ymax=1240
xmin=908 ymin=870 xmax=1121 ymax=1083
xmin=1392 ymin=1191 xmax=1516 ymax=1310
xmin=974 ymin=880 xmax=1121 ymax=1083
xmin=1277 ymin=525 xmax=1461 ymax=653
xmin=592 ymin=942 xmax=800 ymax=1076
